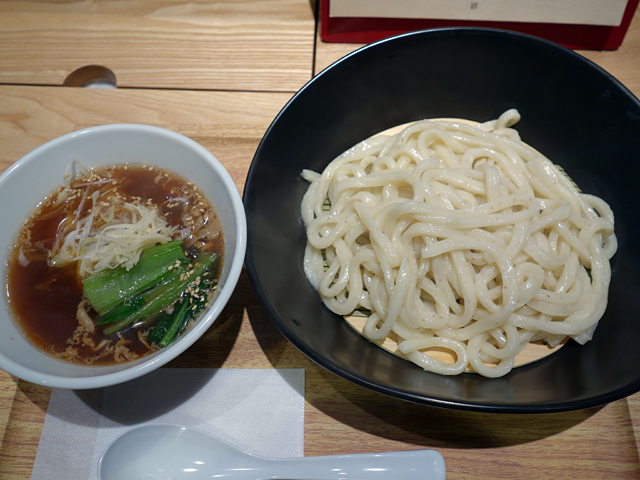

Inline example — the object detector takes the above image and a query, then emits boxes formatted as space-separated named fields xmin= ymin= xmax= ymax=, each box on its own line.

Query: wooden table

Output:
xmin=1 ymin=2 xmax=639 ymax=479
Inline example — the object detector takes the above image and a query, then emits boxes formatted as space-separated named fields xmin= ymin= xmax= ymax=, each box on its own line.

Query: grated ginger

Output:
xmin=53 ymin=192 xmax=176 ymax=277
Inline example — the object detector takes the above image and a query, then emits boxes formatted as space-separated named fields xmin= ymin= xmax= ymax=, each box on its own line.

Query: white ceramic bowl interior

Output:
xmin=0 ymin=124 xmax=246 ymax=389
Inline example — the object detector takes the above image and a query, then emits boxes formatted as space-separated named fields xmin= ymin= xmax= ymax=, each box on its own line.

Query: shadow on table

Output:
xmin=243 ymin=280 xmax=608 ymax=450
xmin=74 ymin=284 xmax=246 ymax=423
xmin=309 ymin=365 xmax=606 ymax=450
xmin=13 ymin=271 xmax=246 ymax=425
xmin=13 ymin=268 xmax=606 ymax=448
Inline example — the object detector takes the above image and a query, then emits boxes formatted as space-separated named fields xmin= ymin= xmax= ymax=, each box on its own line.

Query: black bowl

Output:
xmin=243 ymin=27 xmax=640 ymax=413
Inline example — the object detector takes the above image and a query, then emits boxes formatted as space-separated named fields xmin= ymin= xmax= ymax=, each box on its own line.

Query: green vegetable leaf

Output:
xmin=101 ymin=252 xmax=218 ymax=336
xmin=82 ymin=240 xmax=187 ymax=314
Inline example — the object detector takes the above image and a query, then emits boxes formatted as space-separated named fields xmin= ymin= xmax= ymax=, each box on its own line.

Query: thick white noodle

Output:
xmin=301 ymin=110 xmax=617 ymax=378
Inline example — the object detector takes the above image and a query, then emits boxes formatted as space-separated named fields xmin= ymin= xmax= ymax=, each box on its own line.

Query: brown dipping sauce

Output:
xmin=6 ymin=164 xmax=223 ymax=366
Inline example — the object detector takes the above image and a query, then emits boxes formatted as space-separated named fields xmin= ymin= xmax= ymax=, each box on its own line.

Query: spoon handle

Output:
xmin=266 ymin=449 xmax=445 ymax=480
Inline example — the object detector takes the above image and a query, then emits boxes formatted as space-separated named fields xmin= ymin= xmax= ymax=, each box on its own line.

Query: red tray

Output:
xmin=320 ymin=0 xmax=640 ymax=50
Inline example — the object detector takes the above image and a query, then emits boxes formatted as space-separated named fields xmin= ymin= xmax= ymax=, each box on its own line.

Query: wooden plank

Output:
xmin=0 ymin=0 xmax=315 ymax=92
xmin=302 ymin=378 xmax=640 ymax=479
xmin=0 ymin=85 xmax=292 ymax=194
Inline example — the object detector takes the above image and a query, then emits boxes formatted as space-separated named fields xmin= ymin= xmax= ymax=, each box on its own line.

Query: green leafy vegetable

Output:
xmin=97 ymin=250 xmax=219 ymax=336
xmin=146 ymin=312 xmax=175 ymax=344
xmin=83 ymin=240 xmax=187 ymax=314
xmin=157 ymin=298 xmax=192 ymax=347
xmin=95 ymin=295 xmax=145 ymax=326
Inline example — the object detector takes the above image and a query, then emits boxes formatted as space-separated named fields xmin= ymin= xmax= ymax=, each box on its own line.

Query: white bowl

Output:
xmin=0 ymin=124 xmax=246 ymax=389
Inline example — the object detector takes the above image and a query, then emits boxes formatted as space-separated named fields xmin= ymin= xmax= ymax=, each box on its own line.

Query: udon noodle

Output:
xmin=300 ymin=110 xmax=617 ymax=377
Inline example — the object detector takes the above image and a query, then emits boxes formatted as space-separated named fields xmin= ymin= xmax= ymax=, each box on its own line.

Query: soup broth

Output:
xmin=6 ymin=164 xmax=224 ymax=366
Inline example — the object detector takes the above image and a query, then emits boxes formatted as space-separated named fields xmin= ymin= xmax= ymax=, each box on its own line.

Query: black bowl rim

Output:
xmin=243 ymin=26 xmax=640 ymax=413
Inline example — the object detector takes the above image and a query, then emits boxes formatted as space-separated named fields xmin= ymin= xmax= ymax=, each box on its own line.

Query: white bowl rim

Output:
xmin=0 ymin=124 xmax=247 ymax=389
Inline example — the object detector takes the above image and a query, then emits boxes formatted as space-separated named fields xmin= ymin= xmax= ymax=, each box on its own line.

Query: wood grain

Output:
xmin=0 ymin=2 xmax=640 ymax=478
xmin=0 ymin=0 xmax=315 ymax=92
xmin=0 ymin=85 xmax=293 ymax=188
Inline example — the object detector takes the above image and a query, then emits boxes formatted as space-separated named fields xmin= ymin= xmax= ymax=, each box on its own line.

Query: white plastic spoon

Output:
xmin=98 ymin=423 xmax=446 ymax=480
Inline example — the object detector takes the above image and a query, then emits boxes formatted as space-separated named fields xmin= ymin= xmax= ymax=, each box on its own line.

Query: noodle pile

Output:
xmin=301 ymin=110 xmax=617 ymax=377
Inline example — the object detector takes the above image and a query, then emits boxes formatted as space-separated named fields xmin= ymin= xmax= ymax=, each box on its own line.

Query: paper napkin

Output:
xmin=31 ymin=368 xmax=305 ymax=480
